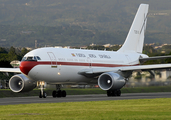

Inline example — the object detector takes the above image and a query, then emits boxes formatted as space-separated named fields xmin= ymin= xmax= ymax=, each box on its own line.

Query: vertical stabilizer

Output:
xmin=117 ymin=4 xmax=149 ymax=53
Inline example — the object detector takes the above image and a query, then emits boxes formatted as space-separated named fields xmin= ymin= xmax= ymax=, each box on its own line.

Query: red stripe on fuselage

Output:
xmin=57 ymin=62 xmax=90 ymax=66
xmin=20 ymin=61 xmax=39 ymax=75
xmin=20 ymin=61 xmax=136 ymax=75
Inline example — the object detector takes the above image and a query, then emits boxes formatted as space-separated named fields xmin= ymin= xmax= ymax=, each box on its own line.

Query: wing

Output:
xmin=0 ymin=68 xmax=21 ymax=73
xmin=78 ymin=64 xmax=171 ymax=76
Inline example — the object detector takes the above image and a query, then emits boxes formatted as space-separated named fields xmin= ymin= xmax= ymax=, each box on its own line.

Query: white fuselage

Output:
xmin=20 ymin=47 xmax=146 ymax=84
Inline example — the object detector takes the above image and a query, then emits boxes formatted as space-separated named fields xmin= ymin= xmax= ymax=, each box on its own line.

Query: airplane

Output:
xmin=1 ymin=3 xmax=171 ymax=98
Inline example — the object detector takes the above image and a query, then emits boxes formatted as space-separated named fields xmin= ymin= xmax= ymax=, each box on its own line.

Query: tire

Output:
xmin=57 ymin=90 xmax=62 ymax=97
xmin=43 ymin=92 xmax=47 ymax=98
xmin=39 ymin=91 xmax=42 ymax=98
xmin=112 ymin=90 xmax=117 ymax=96
xmin=107 ymin=90 xmax=112 ymax=97
xmin=52 ymin=90 xmax=57 ymax=98
xmin=116 ymin=90 xmax=121 ymax=96
xmin=61 ymin=90 xmax=66 ymax=97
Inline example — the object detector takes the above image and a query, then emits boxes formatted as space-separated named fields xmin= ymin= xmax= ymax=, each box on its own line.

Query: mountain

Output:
xmin=1 ymin=0 xmax=171 ymax=47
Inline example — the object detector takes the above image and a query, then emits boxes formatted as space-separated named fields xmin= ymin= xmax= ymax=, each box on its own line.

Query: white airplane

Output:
xmin=1 ymin=4 xmax=171 ymax=98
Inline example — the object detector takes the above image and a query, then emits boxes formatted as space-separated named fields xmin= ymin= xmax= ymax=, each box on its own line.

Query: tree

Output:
xmin=8 ymin=46 xmax=19 ymax=61
xmin=20 ymin=48 xmax=29 ymax=57
xmin=0 ymin=47 xmax=7 ymax=53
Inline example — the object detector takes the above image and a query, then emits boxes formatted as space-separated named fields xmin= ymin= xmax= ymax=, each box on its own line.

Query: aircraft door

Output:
xmin=125 ymin=55 xmax=131 ymax=65
xmin=87 ymin=57 xmax=92 ymax=68
xmin=47 ymin=52 xmax=57 ymax=68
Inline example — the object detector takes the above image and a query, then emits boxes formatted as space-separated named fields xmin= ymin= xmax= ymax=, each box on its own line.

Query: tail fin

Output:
xmin=117 ymin=4 xmax=149 ymax=53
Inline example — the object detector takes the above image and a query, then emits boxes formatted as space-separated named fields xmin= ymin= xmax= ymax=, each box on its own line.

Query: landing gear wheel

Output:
xmin=52 ymin=90 xmax=67 ymax=98
xmin=112 ymin=90 xmax=117 ymax=96
xmin=107 ymin=90 xmax=116 ymax=96
xmin=52 ymin=90 xmax=57 ymax=98
xmin=39 ymin=91 xmax=47 ymax=98
xmin=116 ymin=90 xmax=121 ymax=96
xmin=57 ymin=90 xmax=62 ymax=97
xmin=61 ymin=90 xmax=66 ymax=97
xmin=43 ymin=92 xmax=47 ymax=98
xmin=107 ymin=90 xmax=112 ymax=97
xmin=39 ymin=91 xmax=42 ymax=98
xmin=107 ymin=89 xmax=121 ymax=97
xmin=52 ymin=84 xmax=67 ymax=98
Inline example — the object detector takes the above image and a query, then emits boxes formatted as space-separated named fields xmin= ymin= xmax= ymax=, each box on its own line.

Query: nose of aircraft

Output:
xmin=20 ymin=61 xmax=38 ymax=75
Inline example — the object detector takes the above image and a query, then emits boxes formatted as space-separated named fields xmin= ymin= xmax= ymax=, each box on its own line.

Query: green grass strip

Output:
xmin=0 ymin=98 xmax=171 ymax=120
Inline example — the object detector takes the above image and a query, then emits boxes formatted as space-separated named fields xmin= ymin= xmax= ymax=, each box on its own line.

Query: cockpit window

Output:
xmin=22 ymin=57 xmax=27 ymax=61
xmin=22 ymin=56 xmax=41 ymax=61
xmin=33 ymin=56 xmax=37 ymax=60
xmin=36 ymin=56 xmax=41 ymax=60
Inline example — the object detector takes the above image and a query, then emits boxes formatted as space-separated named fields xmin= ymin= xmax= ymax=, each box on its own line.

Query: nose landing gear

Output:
xmin=38 ymin=81 xmax=47 ymax=98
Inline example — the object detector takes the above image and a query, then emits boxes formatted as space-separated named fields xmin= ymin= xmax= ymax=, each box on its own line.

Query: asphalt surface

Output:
xmin=0 ymin=92 xmax=171 ymax=105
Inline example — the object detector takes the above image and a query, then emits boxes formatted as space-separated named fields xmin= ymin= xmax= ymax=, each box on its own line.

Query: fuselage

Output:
xmin=19 ymin=47 xmax=147 ymax=84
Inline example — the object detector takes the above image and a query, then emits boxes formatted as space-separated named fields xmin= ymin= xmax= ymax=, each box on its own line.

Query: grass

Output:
xmin=0 ymin=98 xmax=171 ymax=120
xmin=0 ymin=86 xmax=171 ymax=98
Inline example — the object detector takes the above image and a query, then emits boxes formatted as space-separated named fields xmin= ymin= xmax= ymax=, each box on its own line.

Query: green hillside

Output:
xmin=1 ymin=0 xmax=171 ymax=47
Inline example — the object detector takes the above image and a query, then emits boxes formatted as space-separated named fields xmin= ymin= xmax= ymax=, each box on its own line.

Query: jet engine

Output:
xmin=9 ymin=74 xmax=36 ymax=93
xmin=98 ymin=72 xmax=126 ymax=91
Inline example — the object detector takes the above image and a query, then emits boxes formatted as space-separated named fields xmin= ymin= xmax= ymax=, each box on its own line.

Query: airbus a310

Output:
xmin=1 ymin=4 xmax=171 ymax=98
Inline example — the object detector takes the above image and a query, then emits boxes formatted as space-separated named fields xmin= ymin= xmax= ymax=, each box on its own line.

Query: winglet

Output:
xmin=117 ymin=4 xmax=149 ymax=53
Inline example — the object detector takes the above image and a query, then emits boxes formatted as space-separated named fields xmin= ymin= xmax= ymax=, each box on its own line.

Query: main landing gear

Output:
xmin=107 ymin=89 xmax=121 ymax=97
xmin=38 ymin=81 xmax=47 ymax=98
xmin=52 ymin=84 xmax=66 ymax=98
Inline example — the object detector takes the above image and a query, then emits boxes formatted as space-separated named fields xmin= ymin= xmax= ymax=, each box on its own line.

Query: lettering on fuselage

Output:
xmin=71 ymin=53 xmax=111 ymax=59
xmin=58 ymin=58 xmax=66 ymax=61
xmin=89 ymin=54 xmax=97 ymax=58
xmin=99 ymin=54 xmax=111 ymax=59
xmin=76 ymin=53 xmax=86 ymax=57
xmin=71 ymin=53 xmax=86 ymax=57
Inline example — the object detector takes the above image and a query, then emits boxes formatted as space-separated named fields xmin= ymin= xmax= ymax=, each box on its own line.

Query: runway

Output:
xmin=0 ymin=92 xmax=171 ymax=105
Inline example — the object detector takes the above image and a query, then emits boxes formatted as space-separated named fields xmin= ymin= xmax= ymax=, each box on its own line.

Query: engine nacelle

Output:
xmin=98 ymin=72 xmax=126 ymax=91
xmin=9 ymin=74 xmax=36 ymax=93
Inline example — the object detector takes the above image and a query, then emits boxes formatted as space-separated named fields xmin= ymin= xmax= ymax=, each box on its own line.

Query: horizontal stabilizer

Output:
xmin=139 ymin=55 xmax=171 ymax=63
